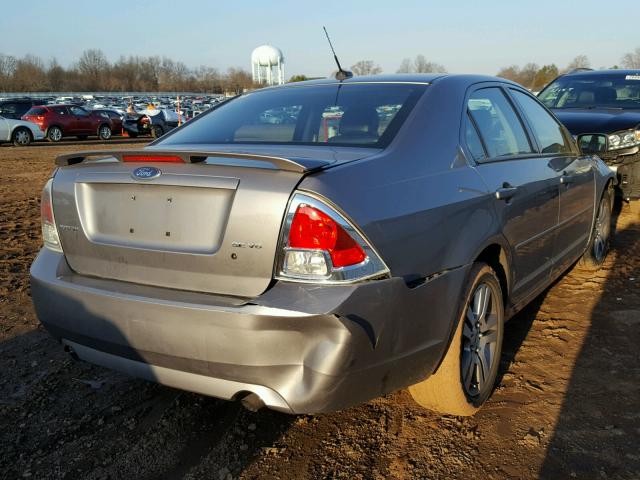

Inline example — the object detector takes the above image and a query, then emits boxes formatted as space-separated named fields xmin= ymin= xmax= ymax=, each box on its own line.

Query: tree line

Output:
xmin=349 ymin=50 xmax=640 ymax=91
xmin=0 ymin=49 xmax=255 ymax=93
xmin=2 ymin=47 xmax=640 ymax=93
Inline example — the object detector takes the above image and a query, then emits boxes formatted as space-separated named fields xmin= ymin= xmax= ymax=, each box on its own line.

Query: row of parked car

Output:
xmin=0 ymin=94 xmax=226 ymax=147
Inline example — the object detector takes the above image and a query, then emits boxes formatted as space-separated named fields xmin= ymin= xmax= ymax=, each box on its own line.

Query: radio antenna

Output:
xmin=323 ymin=26 xmax=353 ymax=81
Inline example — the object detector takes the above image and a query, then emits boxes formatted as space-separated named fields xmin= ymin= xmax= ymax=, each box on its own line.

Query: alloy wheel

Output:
xmin=14 ymin=129 xmax=30 ymax=145
xmin=100 ymin=126 xmax=112 ymax=140
xmin=592 ymin=199 xmax=611 ymax=262
xmin=461 ymin=282 xmax=500 ymax=398
xmin=49 ymin=127 xmax=62 ymax=141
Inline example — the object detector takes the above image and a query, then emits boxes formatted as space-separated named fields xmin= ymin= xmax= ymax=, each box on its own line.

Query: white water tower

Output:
xmin=251 ymin=45 xmax=285 ymax=85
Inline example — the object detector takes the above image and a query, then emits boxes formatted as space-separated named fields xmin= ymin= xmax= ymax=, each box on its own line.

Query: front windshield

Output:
xmin=538 ymin=73 xmax=640 ymax=109
xmin=157 ymin=83 xmax=427 ymax=148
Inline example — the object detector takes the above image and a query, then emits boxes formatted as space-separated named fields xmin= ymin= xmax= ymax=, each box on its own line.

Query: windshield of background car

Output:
xmin=538 ymin=74 xmax=640 ymax=109
xmin=158 ymin=83 xmax=427 ymax=148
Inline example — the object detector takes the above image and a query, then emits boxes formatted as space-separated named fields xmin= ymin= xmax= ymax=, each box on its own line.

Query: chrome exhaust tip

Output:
xmin=239 ymin=392 xmax=265 ymax=412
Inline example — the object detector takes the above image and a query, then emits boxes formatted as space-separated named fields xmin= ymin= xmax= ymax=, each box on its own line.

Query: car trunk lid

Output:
xmin=51 ymin=149 xmax=339 ymax=298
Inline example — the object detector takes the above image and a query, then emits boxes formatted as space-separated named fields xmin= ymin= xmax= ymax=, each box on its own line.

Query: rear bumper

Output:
xmin=30 ymin=249 xmax=468 ymax=414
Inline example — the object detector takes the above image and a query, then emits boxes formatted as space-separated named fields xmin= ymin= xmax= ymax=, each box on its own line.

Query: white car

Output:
xmin=0 ymin=115 xmax=45 ymax=146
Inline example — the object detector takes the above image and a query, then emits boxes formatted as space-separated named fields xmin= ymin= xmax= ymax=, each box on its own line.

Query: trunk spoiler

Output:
xmin=54 ymin=149 xmax=319 ymax=173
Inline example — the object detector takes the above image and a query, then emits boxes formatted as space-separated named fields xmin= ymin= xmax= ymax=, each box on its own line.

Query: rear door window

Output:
xmin=510 ymin=90 xmax=572 ymax=154
xmin=465 ymin=114 xmax=487 ymax=161
xmin=70 ymin=106 xmax=89 ymax=116
xmin=468 ymin=88 xmax=534 ymax=158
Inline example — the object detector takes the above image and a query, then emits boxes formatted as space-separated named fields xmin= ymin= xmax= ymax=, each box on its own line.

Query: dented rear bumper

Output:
xmin=30 ymin=248 xmax=467 ymax=414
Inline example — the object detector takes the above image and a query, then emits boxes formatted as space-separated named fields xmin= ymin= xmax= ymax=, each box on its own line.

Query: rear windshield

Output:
xmin=538 ymin=73 xmax=640 ymax=109
xmin=158 ymin=83 xmax=427 ymax=148
xmin=25 ymin=107 xmax=47 ymax=116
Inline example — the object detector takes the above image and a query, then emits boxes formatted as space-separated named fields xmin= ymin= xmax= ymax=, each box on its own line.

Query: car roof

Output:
xmin=563 ymin=69 xmax=640 ymax=77
xmin=258 ymin=73 xmax=520 ymax=91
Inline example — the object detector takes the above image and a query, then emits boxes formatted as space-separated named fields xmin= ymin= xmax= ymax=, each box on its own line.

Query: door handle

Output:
xmin=495 ymin=185 xmax=518 ymax=201
xmin=560 ymin=172 xmax=574 ymax=185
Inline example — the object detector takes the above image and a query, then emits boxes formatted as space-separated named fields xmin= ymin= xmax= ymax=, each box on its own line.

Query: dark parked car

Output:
xmin=0 ymin=98 xmax=40 ymax=120
xmin=539 ymin=69 xmax=640 ymax=205
xmin=122 ymin=109 xmax=178 ymax=138
xmin=93 ymin=109 xmax=124 ymax=134
xmin=31 ymin=74 xmax=614 ymax=416
xmin=22 ymin=104 xmax=114 ymax=142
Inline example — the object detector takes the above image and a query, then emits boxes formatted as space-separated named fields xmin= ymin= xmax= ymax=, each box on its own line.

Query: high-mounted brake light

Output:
xmin=277 ymin=193 xmax=389 ymax=283
xmin=122 ymin=155 xmax=184 ymax=163
xmin=41 ymin=179 xmax=62 ymax=252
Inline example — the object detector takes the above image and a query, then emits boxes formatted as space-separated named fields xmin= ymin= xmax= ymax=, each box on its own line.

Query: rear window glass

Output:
xmin=25 ymin=107 xmax=47 ymax=116
xmin=157 ymin=83 xmax=427 ymax=148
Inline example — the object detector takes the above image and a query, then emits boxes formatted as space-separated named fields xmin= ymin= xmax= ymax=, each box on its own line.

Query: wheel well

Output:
xmin=12 ymin=126 xmax=32 ymax=138
xmin=474 ymin=244 xmax=509 ymax=306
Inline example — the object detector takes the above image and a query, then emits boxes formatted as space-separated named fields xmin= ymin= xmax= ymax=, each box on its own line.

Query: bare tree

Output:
xmin=532 ymin=64 xmax=559 ymax=91
xmin=47 ymin=58 xmax=66 ymax=91
xmin=396 ymin=55 xmax=446 ymax=74
xmin=350 ymin=60 xmax=382 ymax=76
xmin=496 ymin=65 xmax=521 ymax=83
xmin=77 ymin=49 xmax=109 ymax=90
xmin=12 ymin=55 xmax=47 ymax=92
xmin=0 ymin=54 xmax=17 ymax=91
xmin=396 ymin=58 xmax=413 ymax=73
xmin=564 ymin=55 xmax=591 ymax=73
xmin=0 ymin=51 xmax=256 ymax=93
xmin=413 ymin=55 xmax=446 ymax=73
xmin=622 ymin=47 xmax=640 ymax=69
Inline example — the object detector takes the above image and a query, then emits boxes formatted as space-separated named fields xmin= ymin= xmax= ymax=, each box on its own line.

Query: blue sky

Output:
xmin=1 ymin=0 xmax=637 ymax=76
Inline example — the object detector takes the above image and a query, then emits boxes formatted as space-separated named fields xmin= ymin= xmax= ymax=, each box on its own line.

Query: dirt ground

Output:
xmin=1 ymin=140 xmax=639 ymax=480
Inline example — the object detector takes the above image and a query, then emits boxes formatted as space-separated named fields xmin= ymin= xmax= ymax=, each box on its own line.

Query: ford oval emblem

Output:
xmin=132 ymin=166 xmax=161 ymax=180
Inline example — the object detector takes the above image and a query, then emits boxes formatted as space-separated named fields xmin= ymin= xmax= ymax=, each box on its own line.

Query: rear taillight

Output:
xmin=277 ymin=193 xmax=388 ymax=283
xmin=41 ymin=179 xmax=62 ymax=252
xmin=289 ymin=205 xmax=366 ymax=268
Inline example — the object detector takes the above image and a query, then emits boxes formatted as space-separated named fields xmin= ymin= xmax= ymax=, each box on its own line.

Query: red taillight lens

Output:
xmin=122 ymin=155 xmax=183 ymax=163
xmin=41 ymin=178 xmax=62 ymax=252
xmin=289 ymin=204 xmax=366 ymax=268
xmin=41 ymin=184 xmax=54 ymax=224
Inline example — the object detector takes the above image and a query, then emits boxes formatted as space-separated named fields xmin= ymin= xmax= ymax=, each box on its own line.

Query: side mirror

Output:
xmin=577 ymin=133 xmax=608 ymax=155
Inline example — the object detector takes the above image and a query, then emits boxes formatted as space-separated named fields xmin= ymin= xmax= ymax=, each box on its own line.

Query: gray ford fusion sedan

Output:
xmin=31 ymin=74 xmax=615 ymax=415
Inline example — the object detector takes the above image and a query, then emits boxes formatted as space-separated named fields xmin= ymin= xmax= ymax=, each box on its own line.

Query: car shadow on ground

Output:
xmin=538 ymin=207 xmax=640 ymax=479
xmin=0 ymin=324 xmax=294 ymax=479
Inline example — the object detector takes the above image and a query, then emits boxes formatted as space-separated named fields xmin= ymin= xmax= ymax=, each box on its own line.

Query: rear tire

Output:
xmin=47 ymin=126 xmax=63 ymax=142
xmin=151 ymin=125 xmax=164 ymax=138
xmin=409 ymin=263 xmax=504 ymax=416
xmin=98 ymin=125 xmax=112 ymax=140
xmin=580 ymin=189 xmax=612 ymax=270
xmin=12 ymin=127 xmax=32 ymax=146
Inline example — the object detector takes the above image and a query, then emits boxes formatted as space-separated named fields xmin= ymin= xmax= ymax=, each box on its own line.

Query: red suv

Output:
xmin=22 ymin=105 xmax=113 ymax=142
